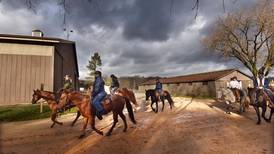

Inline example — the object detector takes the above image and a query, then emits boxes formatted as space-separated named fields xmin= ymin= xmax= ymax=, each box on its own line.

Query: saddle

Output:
xmin=101 ymin=95 xmax=113 ymax=113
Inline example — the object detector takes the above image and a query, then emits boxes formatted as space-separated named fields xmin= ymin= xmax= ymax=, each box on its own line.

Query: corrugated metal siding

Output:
xmin=0 ymin=54 xmax=53 ymax=105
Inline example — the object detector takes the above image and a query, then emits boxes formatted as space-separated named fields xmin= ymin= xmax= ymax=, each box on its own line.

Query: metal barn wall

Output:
xmin=54 ymin=43 xmax=79 ymax=91
xmin=0 ymin=43 xmax=54 ymax=105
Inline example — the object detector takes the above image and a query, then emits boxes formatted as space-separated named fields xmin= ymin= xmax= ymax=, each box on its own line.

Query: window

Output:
xmin=203 ymin=81 xmax=208 ymax=85
xmin=188 ymin=82 xmax=192 ymax=86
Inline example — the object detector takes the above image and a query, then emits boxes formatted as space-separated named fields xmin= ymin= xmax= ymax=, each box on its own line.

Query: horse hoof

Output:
xmin=106 ymin=132 xmax=111 ymax=136
xmin=78 ymin=134 xmax=85 ymax=139
xmin=99 ymin=131 xmax=104 ymax=136
xmin=256 ymin=122 xmax=261 ymax=125
xmin=266 ymin=120 xmax=271 ymax=123
xmin=60 ymin=123 xmax=63 ymax=125
xmin=123 ymin=129 xmax=127 ymax=132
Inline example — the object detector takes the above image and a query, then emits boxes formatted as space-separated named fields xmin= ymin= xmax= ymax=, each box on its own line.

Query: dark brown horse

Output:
xmin=145 ymin=89 xmax=174 ymax=113
xmin=59 ymin=90 xmax=136 ymax=138
xmin=247 ymin=87 xmax=274 ymax=124
xmin=31 ymin=89 xmax=81 ymax=128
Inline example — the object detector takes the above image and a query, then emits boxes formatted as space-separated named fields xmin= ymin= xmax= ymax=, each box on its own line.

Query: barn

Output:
xmin=0 ymin=30 xmax=79 ymax=105
xmin=139 ymin=69 xmax=253 ymax=98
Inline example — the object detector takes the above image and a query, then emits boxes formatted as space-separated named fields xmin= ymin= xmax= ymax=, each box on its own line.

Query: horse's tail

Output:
xmin=125 ymin=99 xmax=137 ymax=124
xmin=122 ymin=88 xmax=138 ymax=106
xmin=165 ymin=91 xmax=174 ymax=106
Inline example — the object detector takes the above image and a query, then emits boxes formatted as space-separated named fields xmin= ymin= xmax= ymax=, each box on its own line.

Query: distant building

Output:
xmin=0 ymin=30 xmax=79 ymax=105
xmin=139 ymin=69 xmax=253 ymax=97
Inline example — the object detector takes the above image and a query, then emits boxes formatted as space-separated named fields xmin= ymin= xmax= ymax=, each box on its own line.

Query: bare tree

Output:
xmin=204 ymin=0 xmax=274 ymax=86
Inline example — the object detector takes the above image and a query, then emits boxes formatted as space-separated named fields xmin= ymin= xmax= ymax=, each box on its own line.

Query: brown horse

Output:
xmin=31 ymin=89 xmax=81 ymax=128
xmin=59 ymin=90 xmax=136 ymax=138
xmin=116 ymin=88 xmax=138 ymax=110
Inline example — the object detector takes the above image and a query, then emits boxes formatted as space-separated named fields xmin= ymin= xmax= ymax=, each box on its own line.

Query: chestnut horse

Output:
xmin=116 ymin=88 xmax=138 ymax=110
xmin=59 ymin=90 xmax=136 ymax=138
xmin=31 ymin=89 xmax=81 ymax=128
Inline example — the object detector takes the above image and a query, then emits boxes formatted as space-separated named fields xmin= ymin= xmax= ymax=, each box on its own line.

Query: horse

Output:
xmin=59 ymin=90 xmax=137 ymax=138
xmin=145 ymin=89 xmax=174 ymax=113
xmin=31 ymin=89 xmax=81 ymax=128
xmin=218 ymin=88 xmax=249 ymax=114
xmin=247 ymin=87 xmax=274 ymax=124
xmin=116 ymin=88 xmax=138 ymax=110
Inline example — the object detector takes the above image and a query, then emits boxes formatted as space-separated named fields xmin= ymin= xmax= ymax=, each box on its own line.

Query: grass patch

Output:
xmin=0 ymin=104 xmax=77 ymax=122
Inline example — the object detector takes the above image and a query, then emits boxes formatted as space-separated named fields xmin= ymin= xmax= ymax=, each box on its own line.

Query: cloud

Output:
xmin=0 ymin=0 xmax=262 ymax=79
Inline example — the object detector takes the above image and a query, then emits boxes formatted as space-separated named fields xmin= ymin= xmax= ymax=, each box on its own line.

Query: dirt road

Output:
xmin=0 ymin=95 xmax=273 ymax=154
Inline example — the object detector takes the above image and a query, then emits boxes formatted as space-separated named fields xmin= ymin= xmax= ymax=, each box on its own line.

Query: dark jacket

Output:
xmin=155 ymin=81 xmax=162 ymax=90
xmin=111 ymin=77 xmax=120 ymax=88
xmin=92 ymin=76 xmax=106 ymax=97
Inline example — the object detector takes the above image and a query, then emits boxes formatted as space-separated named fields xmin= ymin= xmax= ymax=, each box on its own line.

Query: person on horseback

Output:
xmin=228 ymin=76 xmax=242 ymax=102
xmin=57 ymin=75 xmax=74 ymax=113
xmin=92 ymin=71 xmax=107 ymax=120
xmin=257 ymin=67 xmax=274 ymax=107
xmin=110 ymin=74 xmax=120 ymax=95
xmin=155 ymin=78 xmax=163 ymax=100
xmin=63 ymin=74 xmax=73 ymax=90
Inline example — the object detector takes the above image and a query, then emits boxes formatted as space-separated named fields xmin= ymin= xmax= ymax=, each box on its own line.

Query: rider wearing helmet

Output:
xmin=110 ymin=74 xmax=120 ymax=94
xmin=92 ymin=71 xmax=107 ymax=120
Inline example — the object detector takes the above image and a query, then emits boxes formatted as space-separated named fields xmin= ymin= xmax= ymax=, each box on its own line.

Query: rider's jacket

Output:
xmin=92 ymin=76 xmax=106 ymax=97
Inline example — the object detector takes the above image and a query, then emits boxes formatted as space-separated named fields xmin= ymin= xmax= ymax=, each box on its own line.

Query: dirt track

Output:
xmin=0 ymin=95 xmax=273 ymax=154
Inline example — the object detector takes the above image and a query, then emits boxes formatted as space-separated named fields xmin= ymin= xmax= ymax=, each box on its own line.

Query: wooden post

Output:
xmin=40 ymin=84 xmax=44 ymax=113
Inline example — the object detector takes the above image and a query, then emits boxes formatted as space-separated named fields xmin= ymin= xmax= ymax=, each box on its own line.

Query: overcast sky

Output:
xmin=0 ymin=0 xmax=262 ymax=78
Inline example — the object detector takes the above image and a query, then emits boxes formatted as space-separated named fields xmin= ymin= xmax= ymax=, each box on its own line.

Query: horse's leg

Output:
xmin=79 ymin=118 xmax=88 ymax=139
xmin=151 ymin=101 xmax=155 ymax=112
xmin=268 ymin=108 xmax=274 ymax=122
xmin=155 ymin=101 xmax=158 ymax=113
xmin=253 ymin=106 xmax=261 ymax=125
xmin=106 ymin=112 xmax=118 ymax=136
xmin=119 ymin=112 xmax=128 ymax=132
xmin=90 ymin=116 xmax=103 ymax=135
xmin=51 ymin=112 xmax=63 ymax=128
xmin=161 ymin=99 xmax=165 ymax=112
xmin=262 ymin=105 xmax=269 ymax=122
xmin=71 ymin=111 xmax=81 ymax=127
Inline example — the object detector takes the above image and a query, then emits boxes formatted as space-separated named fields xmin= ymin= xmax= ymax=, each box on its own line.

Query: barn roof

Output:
xmin=0 ymin=33 xmax=74 ymax=44
xmin=141 ymin=69 xmax=251 ymax=85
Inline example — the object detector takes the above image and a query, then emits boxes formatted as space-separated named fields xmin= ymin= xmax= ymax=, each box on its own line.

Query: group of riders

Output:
xmin=226 ymin=67 xmax=274 ymax=107
xmin=60 ymin=71 xmax=165 ymax=120
xmin=60 ymin=65 xmax=274 ymax=119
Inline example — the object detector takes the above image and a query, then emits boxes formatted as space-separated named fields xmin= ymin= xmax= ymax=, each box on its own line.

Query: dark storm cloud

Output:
xmin=0 ymin=0 xmax=262 ymax=78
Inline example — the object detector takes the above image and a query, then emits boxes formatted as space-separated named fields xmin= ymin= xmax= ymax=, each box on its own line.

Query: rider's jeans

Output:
xmin=92 ymin=91 xmax=107 ymax=113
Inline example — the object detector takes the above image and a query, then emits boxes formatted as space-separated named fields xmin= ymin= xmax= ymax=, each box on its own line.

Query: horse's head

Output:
xmin=145 ymin=89 xmax=150 ymax=101
xmin=32 ymin=89 xmax=41 ymax=104
xmin=59 ymin=89 xmax=71 ymax=107
xmin=256 ymin=88 xmax=267 ymax=103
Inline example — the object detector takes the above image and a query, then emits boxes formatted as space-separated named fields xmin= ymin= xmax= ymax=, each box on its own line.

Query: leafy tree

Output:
xmin=204 ymin=0 xmax=274 ymax=86
xmin=86 ymin=52 xmax=102 ymax=80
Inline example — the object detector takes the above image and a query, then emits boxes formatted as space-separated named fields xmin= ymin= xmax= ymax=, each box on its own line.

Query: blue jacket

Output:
xmin=92 ymin=76 xmax=106 ymax=97
xmin=155 ymin=81 xmax=162 ymax=90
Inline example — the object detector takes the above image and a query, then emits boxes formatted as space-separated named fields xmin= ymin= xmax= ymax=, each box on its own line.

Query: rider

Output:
xmin=110 ymin=74 xmax=120 ymax=94
xmin=155 ymin=78 xmax=163 ymax=100
xmin=92 ymin=71 xmax=107 ymax=120
xmin=63 ymin=75 xmax=73 ymax=90
xmin=228 ymin=76 xmax=242 ymax=101
xmin=57 ymin=75 xmax=73 ymax=112
xmin=257 ymin=67 xmax=274 ymax=107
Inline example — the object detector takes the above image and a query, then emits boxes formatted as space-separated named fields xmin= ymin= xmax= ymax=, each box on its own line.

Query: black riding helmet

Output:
xmin=95 ymin=71 xmax=102 ymax=76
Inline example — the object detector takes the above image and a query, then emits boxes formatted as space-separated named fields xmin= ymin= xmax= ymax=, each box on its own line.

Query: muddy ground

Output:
xmin=0 ymin=94 xmax=273 ymax=154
